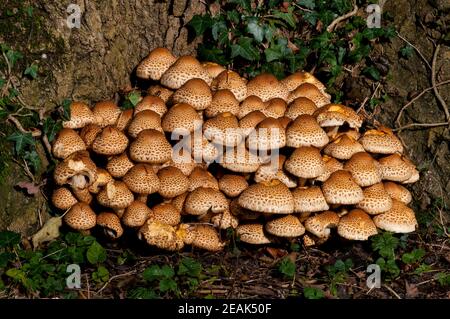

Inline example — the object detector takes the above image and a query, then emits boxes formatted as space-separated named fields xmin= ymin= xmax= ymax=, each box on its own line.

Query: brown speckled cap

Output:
xmin=134 ymin=95 xmax=168 ymax=117
xmin=211 ymin=209 xmax=239 ymax=229
xmin=238 ymin=95 xmax=266 ymax=119
xmin=63 ymin=101 xmax=94 ymax=129
xmin=115 ymin=109 xmax=133 ymax=131
xmin=246 ymin=73 xmax=289 ymax=102
xmin=313 ymin=104 xmax=362 ymax=129
xmin=383 ymin=182 xmax=412 ymax=204
xmin=285 ymin=146 xmax=325 ymax=179
xmin=79 ymin=124 xmax=102 ymax=148
xmin=123 ymin=163 xmax=160 ymax=195
xmin=92 ymin=126 xmax=129 ymax=156
xmin=322 ymin=170 xmax=363 ymax=205
xmin=128 ymin=110 xmax=162 ymax=138
xmin=172 ymin=78 xmax=212 ymax=110
xmin=247 ymin=117 xmax=286 ymax=151
xmin=287 ymin=83 xmax=330 ymax=106
xmin=182 ymin=224 xmax=225 ymax=252
xmin=281 ymin=71 xmax=329 ymax=98
xmin=92 ymin=100 xmax=121 ymax=128
xmin=136 ymin=47 xmax=177 ymax=80
xmin=344 ymin=152 xmax=382 ymax=187
xmin=122 ymin=201 xmax=152 ymax=228
xmin=138 ymin=220 xmax=184 ymax=251
xmin=64 ymin=202 xmax=97 ymax=231
xmin=52 ymin=128 xmax=86 ymax=159
xmin=147 ymin=85 xmax=174 ymax=104
xmin=357 ymin=183 xmax=393 ymax=215
xmin=184 ymin=187 xmax=228 ymax=215
xmin=202 ymin=61 xmax=226 ymax=79
xmin=373 ymin=200 xmax=418 ymax=233
xmin=254 ymin=155 xmax=297 ymax=188
xmin=239 ymin=110 xmax=266 ymax=136
xmin=315 ymin=155 xmax=344 ymax=182
xmin=161 ymin=103 xmax=202 ymax=134
xmin=106 ymin=152 xmax=134 ymax=178
xmin=205 ymin=89 xmax=240 ymax=118
xmin=378 ymin=154 xmax=413 ymax=182
xmin=53 ymin=151 xmax=98 ymax=189
xmin=211 ymin=70 xmax=247 ymax=102
xmin=324 ymin=134 xmax=365 ymax=160
xmin=160 ymin=55 xmax=211 ymax=89
xmin=285 ymin=97 xmax=318 ymax=120
xmin=286 ymin=114 xmax=329 ymax=148
xmin=262 ymin=98 xmax=287 ymax=118
xmin=359 ymin=127 xmax=403 ymax=154
xmin=188 ymin=167 xmax=219 ymax=191
xmin=148 ymin=202 xmax=181 ymax=227
xmin=219 ymin=174 xmax=249 ymax=198
xmin=97 ymin=212 xmax=124 ymax=239
xmin=304 ymin=211 xmax=340 ymax=238
xmin=203 ymin=112 xmax=242 ymax=147
xmin=265 ymin=215 xmax=305 ymax=237
xmin=236 ymin=223 xmax=271 ymax=244
xmin=157 ymin=166 xmax=189 ymax=198
xmin=52 ymin=187 xmax=78 ymax=210
xmin=337 ymin=209 xmax=378 ymax=240
xmin=292 ymin=186 xmax=330 ymax=213
xmin=129 ymin=129 xmax=172 ymax=164
xmin=97 ymin=180 xmax=134 ymax=210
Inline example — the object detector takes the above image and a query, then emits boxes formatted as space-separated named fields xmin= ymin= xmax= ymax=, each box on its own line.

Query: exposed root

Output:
xmin=326 ymin=2 xmax=358 ymax=33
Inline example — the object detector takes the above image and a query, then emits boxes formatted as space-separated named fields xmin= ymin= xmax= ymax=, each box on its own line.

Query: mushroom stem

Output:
xmin=298 ymin=178 xmax=307 ymax=187
xmin=136 ymin=194 xmax=148 ymax=203
xmin=326 ymin=126 xmax=340 ymax=139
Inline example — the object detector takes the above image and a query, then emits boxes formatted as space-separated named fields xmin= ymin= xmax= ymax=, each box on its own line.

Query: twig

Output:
xmin=326 ymin=2 xmax=358 ymax=32
xmin=7 ymin=115 xmax=42 ymax=137
xmin=431 ymin=45 xmax=449 ymax=121
xmin=383 ymin=284 xmax=402 ymax=299
xmin=95 ymin=270 xmax=137 ymax=295
xmin=396 ymin=32 xmax=432 ymax=70
xmin=357 ymin=82 xmax=381 ymax=114
xmin=393 ymin=122 xmax=449 ymax=132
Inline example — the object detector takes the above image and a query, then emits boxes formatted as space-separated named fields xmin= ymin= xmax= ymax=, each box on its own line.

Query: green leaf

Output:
xmin=160 ymin=265 xmax=175 ymax=279
xmin=92 ymin=266 xmax=110 ymax=283
xmin=231 ymin=37 xmax=260 ymax=61
xmin=24 ymin=64 xmax=38 ymax=79
xmin=436 ymin=273 xmax=450 ymax=286
xmin=363 ymin=66 xmax=381 ymax=81
xmin=23 ymin=149 xmax=41 ymax=172
xmin=226 ymin=10 xmax=240 ymax=24
xmin=86 ymin=241 xmax=107 ymax=265
xmin=25 ymin=6 xmax=34 ymax=17
xmin=43 ymin=118 xmax=62 ymax=142
xmin=372 ymin=232 xmax=399 ymax=259
xmin=230 ymin=0 xmax=251 ymax=12
xmin=61 ymin=99 xmax=71 ymax=121
xmin=0 ymin=231 xmax=21 ymax=248
xmin=188 ymin=15 xmax=214 ymax=36
xmin=7 ymin=132 xmax=34 ymax=155
xmin=6 ymin=50 xmax=23 ymax=67
xmin=127 ymin=287 xmax=158 ymax=299
xmin=297 ymin=0 xmax=315 ymax=9
xmin=247 ymin=19 xmax=264 ymax=43
xmin=178 ymin=257 xmax=202 ymax=277
xmin=304 ymin=287 xmax=325 ymax=299
xmin=302 ymin=11 xmax=318 ymax=25
xmin=402 ymin=249 xmax=425 ymax=264
xmin=212 ymin=20 xmax=228 ymax=44
xmin=0 ymin=78 xmax=5 ymax=89
xmin=400 ymin=45 xmax=414 ymax=59
xmin=272 ymin=8 xmax=296 ymax=28
xmin=142 ymin=265 xmax=163 ymax=282
xmin=278 ymin=257 xmax=296 ymax=279
xmin=127 ymin=91 xmax=141 ymax=107
xmin=0 ymin=252 xmax=15 ymax=268
xmin=159 ymin=278 xmax=178 ymax=293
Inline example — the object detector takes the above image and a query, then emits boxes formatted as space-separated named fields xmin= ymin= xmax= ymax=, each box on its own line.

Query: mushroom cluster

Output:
xmin=51 ymin=47 xmax=419 ymax=251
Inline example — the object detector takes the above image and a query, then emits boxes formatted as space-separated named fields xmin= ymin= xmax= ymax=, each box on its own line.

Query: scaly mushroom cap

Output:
xmin=64 ymin=202 xmax=97 ymax=230
xmin=285 ymin=97 xmax=318 ymax=120
xmin=92 ymin=126 xmax=129 ymax=156
xmin=123 ymin=163 xmax=160 ymax=195
xmin=157 ymin=166 xmax=189 ymax=198
xmin=97 ymin=180 xmax=134 ymax=210
xmin=262 ymin=98 xmax=287 ymax=118
xmin=183 ymin=225 xmax=225 ymax=252
xmin=164 ymin=148 xmax=197 ymax=176
xmin=246 ymin=73 xmax=289 ymax=102
xmin=184 ymin=187 xmax=228 ymax=215
xmin=52 ymin=128 xmax=86 ymax=159
xmin=337 ymin=209 xmax=378 ymax=240
xmin=324 ymin=134 xmax=365 ymax=160
xmin=230 ymin=198 xmax=260 ymax=220
xmin=190 ymin=135 xmax=220 ymax=164
xmin=129 ymin=129 xmax=172 ymax=164
xmin=286 ymin=114 xmax=329 ymax=148
xmin=236 ymin=223 xmax=271 ymax=244
xmin=54 ymin=151 xmax=98 ymax=189
xmin=148 ymin=203 xmax=181 ymax=226
xmin=247 ymin=117 xmax=286 ymax=151
xmin=188 ymin=167 xmax=219 ymax=191
xmin=106 ymin=152 xmax=134 ymax=178
xmin=96 ymin=212 xmax=124 ymax=239
xmin=172 ymin=192 xmax=188 ymax=214
xmin=52 ymin=187 xmax=78 ymax=210
xmin=383 ymin=182 xmax=412 ymax=204
xmin=136 ymin=47 xmax=177 ymax=80
xmin=314 ymin=104 xmax=363 ymax=129
xmin=138 ymin=220 xmax=184 ymax=251
xmin=303 ymin=234 xmax=316 ymax=247
xmin=202 ymin=61 xmax=226 ymax=78
xmin=160 ymin=55 xmax=211 ymax=89
xmin=211 ymin=70 xmax=247 ymax=102
xmin=79 ymin=124 xmax=102 ymax=148
xmin=211 ymin=209 xmax=239 ymax=229
xmin=238 ymin=179 xmax=294 ymax=214
xmin=359 ymin=128 xmax=403 ymax=154
xmin=254 ymin=155 xmax=297 ymax=188
xmin=292 ymin=186 xmax=330 ymax=213
xmin=134 ymin=95 xmax=167 ymax=117
xmin=322 ymin=170 xmax=364 ymax=205
xmin=357 ymin=183 xmax=393 ymax=215
xmin=265 ymin=215 xmax=305 ymax=237
xmin=205 ymin=89 xmax=240 ymax=118
xmin=344 ymin=152 xmax=382 ymax=187
xmin=122 ymin=201 xmax=152 ymax=228
xmin=219 ymin=174 xmax=249 ymax=197
xmin=161 ymin=103 xmax=202 ymax=134
xmin=285 ymin=146 xmax=325 ymax=179
xmin=219 ymin=146 xmax=260 ymax=173
xmin=281 ymin=71 xmax=329 ymax=97
xmin=147 ymin=85 xmax=174 ymax=104
xmin=87 ymin=168 xmax=113 ymax=194
xmin=63 ymin=101 xmax=94 ymax=129
xmin=128 ymin=110 xmax=162 ymax=138
xmin=400 ymin=156 xmax=419 ymax=184
xmin=92 ymin=100 xmax=121 ymax=128
xmin=172 ymin=78 xmax=212 ymax=110
xmin=203 ymin=112 xmax=242 ymax=146
xmin=287 ymin=83 xmax=330 ymax=106
xmin=304 ymin=211 xmax=340 ymax=238
xmin=239 ymin=110 xmax=266 ymax=136
xmin=373 ymin=200 xmax=418 ymax=233
xmin=315 ymin=155 xmax=344 ymax=182
xmin=378 ymin=154 xmax=414 ymax=182
xmin=238 ymin=95 xmax=266 ymax=119
xmin=72 ymin=187 xmax=93 ymax=204
xmin=115 ymin=109 xmax=133 ymax=131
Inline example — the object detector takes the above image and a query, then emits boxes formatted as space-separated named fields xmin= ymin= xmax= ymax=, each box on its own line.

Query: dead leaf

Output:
xmin=405 ymin=281 xmax=419 ymax=298
xmin=287 ymin=40 xmax=299 ymax=53
xmin=31 ymin=217 xmax=62 ymax=248
xmin=16 ymin=181 xmax=40 ymax=195
xmin=265 ymin=247 xmax=287 ymax=259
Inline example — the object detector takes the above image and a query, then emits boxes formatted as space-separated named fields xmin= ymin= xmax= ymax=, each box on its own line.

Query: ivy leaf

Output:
xmin=43 ymin=118 xmax=62 ymax=142
xmin=0 ymin=231 xmax=21 ymax=248
xmin=297 ymin=0 xmax=315 ymax=10
xmin=230 ymin=0 xmax=251 ymax=12
xmin=212 ymin=20 xmax=228 ymax=44
xmin=304 ymin=287 xmax=325 ymax=299
xmin=302 ymin=11 xmax=318 ymax=25
xmin=363 ymin=66 xmax=381 ymax=81
xmin=231 ymin=37 xmax=259 ymax=61
xmin=6 ymin=50 xmax=23 ymax=67
xmin=23 ymin=150 xmax=41 ymax=172
xmin=24 ymin=64 xmax=38 ymax=79
xmin=127 ymin=91 xmax=141 ymax=107
xmin=198 ymin=47 xmax=228 ymax=65
xmin=7 ymin=132 xmax=34 ymax=155
xmin=247 ymin=19 xmax=264 ymax=43
xmin=60 ymin=99 xmax=71 ymax=121
xmin=188 ymin=15 xmax=214 ymax=36
xmin=226 ymin=10 xmax=240 ymax=24
xmin=86 ymin=241 xmax=107 ymax=265
xmin=272 ymin=8 xmax=296 ymax=28
xmin=400 ymin=45 xmax=414 ymax=59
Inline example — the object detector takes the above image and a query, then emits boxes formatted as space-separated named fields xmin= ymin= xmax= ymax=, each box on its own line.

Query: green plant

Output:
xmin=303 ymin=286 xmax=325 ymax=299
xmin=371 ymin=232 xmax=400 ymax=278
xmin=325 ymin=258 xmax=353 ymax=296
xmin=278 ymin=257 xmax=296 ymax=279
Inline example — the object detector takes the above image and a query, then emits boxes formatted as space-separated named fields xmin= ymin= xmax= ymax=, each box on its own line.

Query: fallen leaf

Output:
xmin=31 ymin=217 xmax=62 ymax=248
xmin=16 ymin=181 xmax=40 ymax=195
xmin=405 ymin=281 xmax=419 ymax=298
xmin=287 ymin=40 xmax=299 ymax=53
xmin=265 ymin=247 xmax=287 ymax=259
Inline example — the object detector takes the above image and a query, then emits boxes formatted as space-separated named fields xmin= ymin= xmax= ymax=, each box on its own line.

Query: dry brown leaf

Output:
xmin=16 ymin=181 xmax=40 ymax=195
xmin=405 ymin=281 xmax=419 ymax=298
xmin=31 ymin=217 xmax=62 ymax=248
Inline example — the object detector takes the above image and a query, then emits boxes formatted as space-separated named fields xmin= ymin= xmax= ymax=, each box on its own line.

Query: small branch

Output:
xmin=357 ymin=82 xmax=381 ymax=114
xmin=393 ymin=122 xmax=449 ymax=132
xmin=326 ymin=2 xmax=358 ymax=33
xmin=396 ymin=32 xmax=432 ymax=70
xmin=383 ymin=284 xmax=402 ymax=299
xmin=7 ymin=115 xmax=42 ymax=137
xmin=431 ymin=44 xmax=449 ymax=121
xmin=95 ymin=270 xmax=137 ymax=295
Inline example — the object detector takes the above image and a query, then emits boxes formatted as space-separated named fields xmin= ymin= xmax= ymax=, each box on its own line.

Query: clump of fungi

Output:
xmin=51 ymin=47 xmax=419 ymax=251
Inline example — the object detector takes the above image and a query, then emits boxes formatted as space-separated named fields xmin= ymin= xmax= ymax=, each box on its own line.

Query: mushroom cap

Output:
xmin=205 ymin=89 xmax=240 ymax=118
xmin=230 ymin=198 xmax=260 ymax=221
xmin=129 ymin=129 xmax=172 ymax=164
xmin=172 ymin=192 xmax=188 ymax=214
xmin=203 ymin=112 xmax=242 ymax=146
xmin=378 ymin=154 xmax=413 ymax=182
xmin=190 ymin=135 xmax=220 ymax=164
xmin=285 ymin=146 xmax=325 ymax=179
xmin=149 ymin=203 xmax=181 ymax=226
xmin=122 ymin=201 xmax=152 ymax=228
xmin=304 ymin=211 xmax=340 ymax=238
xmin=287 ymin=83 xmax=330 ymax=106
xmin=96 ymin=212 xmax=124 ymax=239
xmin=313 ymin=104 xmax=362 ymax=128
xmin=157 ymin=166 xmax=189 ymax=198
xmin=357 ymin=183 xmax=393 ymax=215
xmin=106 ymin=152 xmax=134 ymax=178
xmin=184 ymin=187 xmax=228 ymax=215
xmin=238 ymin=95 xmax=266 ymax=119
xmin=322 ymin=170 xmax=364 ymax=205
xmin=247 ymin=117 xmax=286 ymax=151
xmin=211 ymin=70 xmax=247 ymax=102
xmin=254 ymin=155 xmax=297 ymax=188
xmin=88 ymin=168 xmax=114 ymax=194
xmin=337 ymin=209 xmax=378 ymax=240
xmin=52 ymin=128 xmax=86 ymax=159
xmin=79 ymin=124 xmax=102 ymax=148
xmin=262 ymin=98 xmax=287 ymax=118
xmin=128 ymin=110 xmax=162 ymax=138
xmin=359 ymin=128 xmax=403 ymax=154
xmin=97 ymin=180 xmax=134 ymax=210
xmin=236 ymin=223 xmax=271 ymax=244
xmin=172 ymin=78 xmax=212 ymax=110
xmin=303 ymin=234 xmax=316 ymax=247
xmin=92 ymin=126 xmax=129 ymax=156
xmin=52 ymin=187 xmax=78 ymax=210
xmin=202 ymin=61 xmax=226 ymax=78
xmin=238 ymin=179 xmax=294 ymax=214
xmin=164 ymin=148 xmax=197 ymax=176
xmin=123 ymin=163 xmax=160 ymax=195
xmin=239 ymin=110 xmax=266 ymax=136
xmin=147 ymin=85 xmax=173 ymax=104
xmin=115 ymin=109 xmax=134 ymax=131
xmin=63 ymin=101 xmax=94 ymax=129
xmin=324 ymin=134 xmax=365 ymax=160
xmin=134 ymin=95 xmax=168 ymax=117
xmin=292 ymin=186 xmax=330 ymax=213
xmin=265 ymin=215 xmax=305 ymax=237
xmin=64 ymin=202 xmax=97 ymax=230
xmin=218 ymin=174 xmax=249 ymax=197
xmin=383 ymin=182 xmax=412 ymax=204
xmin=315 ymin=155 xmax=344 ymax=182
xmin=138 ymin=220 xmax=184 ymax=251
xmin=373 ymin=200 xmax=418 ymax=233
xmin=281 ymin=71 xmax=329 ymax=97
xmin=136 ymin=47 xmax=177 ymax=80
xmin=160 ymin=55 xmax=211 ymax=89
xmin=219 ymin=146 xmax=260 ymax=173
xmin=285 ymin=97 xmax=318 ymax=120
xmin=211 ymin=209 xmax=239 ymax=229
xmin=286 ymin=114 xmax=329 ymax=148
xmin=246 ymin=73 xmax=289 ymax=102
xmin=188 ymin=167 xmax=219 ymax=191
xmin=183 ymin=225 xmax=225 ymax=252
xmin=72 ymin=187 xmax=93 ymax=204
xmin=161 ymin=103 xmax=202 ymax=134
xmin=92 ymin=100 xmax=121 ymax=128
xmin=53 ymin=151 xmax=98 ymax=189
xmin=344 ymin=152 xmax=382 ymax=187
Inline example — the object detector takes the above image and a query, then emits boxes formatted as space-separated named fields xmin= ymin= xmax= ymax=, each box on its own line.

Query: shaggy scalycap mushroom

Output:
xmin=337 ymin=209 xmax=378 ymax=240
xmin=64 ymin=202 xmax=97 ymax=231
xmin=211 ymin=70 xmax=247 ymax=102
xmin=92 ymin=126 xmax=129 ymax=156
xmin=123 ymin=163 xmax=160 ymax=195
xmin=149 ymin=203 xmax=181 ymax=226
xmin=129 ymin=129 xmax=172 ymax=164
xmin=236 ymin=224 xmax=271 ymax=244
xmin=292 ymin=186 xmax=330 ymax=213
xmin=304 ymin=211 xmax=340 ymax=238
xmin=157 ymin=166 xmax=189 ymax=198
xmin=285 ymin=146 xmax=325 ymax=179
xmin=79 ymin=124 xmax=102 ymax=148
xmin=63 ymin=101 xmax=94 ymax=129
xmin=383 ymin=182 xmax=412 ymax=204
xmin=92 ymin=100 xmax=121 ymax=128
xmin=344 ymin=152 xmax=382 ymax=187
xmin=373 ymin=200 xmax=418 ymax=233
xmin=287 ymin=83 xmax=330 ymax=106
xmin=136 ymin=47 xmax=177 ymax=80
xmin=359 ymin=127 xmax=403 ymax=154
xmin=134 ymin=95 xmax=168 ymax=117
xmin=106 ymin=152 xmax=134 ymax=178
xmin=265 ymin=215 xmax=305 ymax=237
xmin=205 ymin=89 xmax=240 ymax=118
xmin=52 ymin=187 xmax=78 ymax=210
xmin=313 ymin=104 xmax=362 ymax=129
xmin=162 ymin=103 xmax=202 ymax=134
xmin=122 ymin=201 xmax=152 ymax=228
xmin=322 ymin=170 xmax=363 ymax=205
xmin=323 ymin=134 xmax=365 ymax=160
xmin=184 ymin=187 xmax=229 ymax=215
xmin=97 ymin=180 xmax=134 ymax=211
xmin=54 ymin=151 xmax=98 ymax=189
xmin=356 ymin=183 xmax=393 ymax=215
xmin=285 ymin=97 xmax=318 ymax=119
xmin=172 ymin=78 xmax=212 ymax=110
xmin=286 ymin=114 xmax=329 ymax=148
xmin=128 ymin=110 xmax=162 ymax=138
xmin=52 ymin=128 xmax=86 ymax=159
xmin=97 ymin=212 xmax=124 ymax=239
xmin=238 ymin=95 xmax=266 ymax=119
xmin=160 ymin=55 xmax=211 ymax=89
xmin=246 ymin=73 xmax=289 ymax=102
xmin=218 ymin=174 xmax=249 ymax=198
